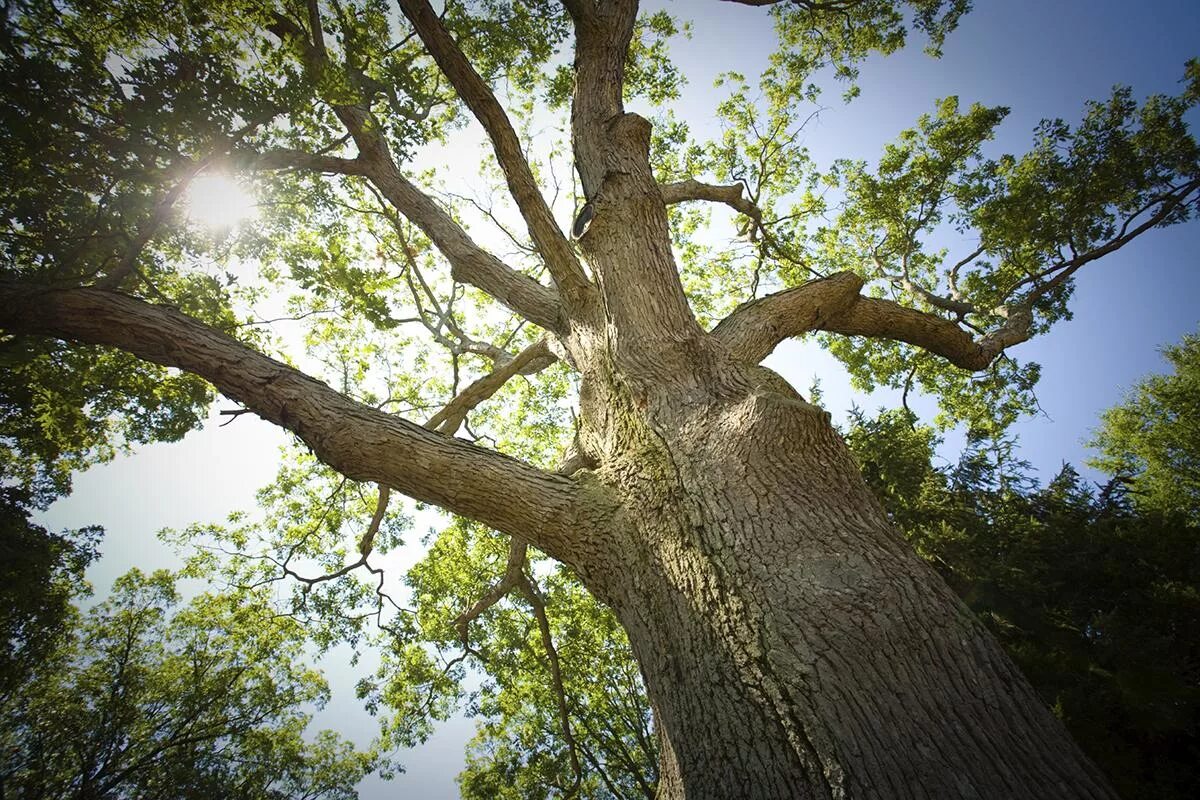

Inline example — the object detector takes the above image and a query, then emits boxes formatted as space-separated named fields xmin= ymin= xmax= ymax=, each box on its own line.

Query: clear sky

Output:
xmin=36 ymin=1 xmax=1200 ymax=797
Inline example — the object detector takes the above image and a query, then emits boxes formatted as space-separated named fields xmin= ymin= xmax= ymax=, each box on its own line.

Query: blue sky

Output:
xmin=37 ymin=1 xmax=1200 ymax=797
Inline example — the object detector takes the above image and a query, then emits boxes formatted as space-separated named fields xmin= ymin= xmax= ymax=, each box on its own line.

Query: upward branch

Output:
xmin=568 ymin=0 xmax=639 ymax=197
xmin=262 ymin=13 xmax=565 ymax=332
xmin=0 ymin=285 xmax=593 ymax=564
xmin=395 ymin=0 xmax=592 ymax=304
xmin=366 ymin=165 xmax=566 ymax=333
xmin=717 ymin=174 xmax=1200 ymax=368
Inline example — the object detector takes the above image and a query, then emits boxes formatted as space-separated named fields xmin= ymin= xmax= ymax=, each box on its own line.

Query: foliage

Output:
xmin=0 ymin=339 xmax=214 ymax=505
xmin=404 ymin=521 xmax=657 ymax=799
xmin=0 ymin=487 xmax=100 ymax=700
xmin=1089 ymin=329 xmax=1200 ymax=522
xmin=845 ymin=407 xmax=1200 ymax=800
xmin=0 ymin=568 xmax=378 ymax=799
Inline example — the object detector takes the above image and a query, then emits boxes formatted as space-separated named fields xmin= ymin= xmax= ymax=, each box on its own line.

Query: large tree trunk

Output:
xmin=576 ymin=365 xmax=1118 ymax=799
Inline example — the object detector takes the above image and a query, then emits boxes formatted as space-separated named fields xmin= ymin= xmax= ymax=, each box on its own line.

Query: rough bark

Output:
xmin=571 ymin=354 xmax=1118 ymax=798
xmin=543 ymin=7 xmax=1120 ymax=793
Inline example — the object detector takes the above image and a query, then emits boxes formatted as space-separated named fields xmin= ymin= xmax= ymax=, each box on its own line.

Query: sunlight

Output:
xmin=185 ymin=174 xmax=258 ymax=230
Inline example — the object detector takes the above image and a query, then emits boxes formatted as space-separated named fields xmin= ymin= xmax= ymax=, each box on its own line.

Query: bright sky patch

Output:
xmin=185 ymin=174 xmax=257 ymax=230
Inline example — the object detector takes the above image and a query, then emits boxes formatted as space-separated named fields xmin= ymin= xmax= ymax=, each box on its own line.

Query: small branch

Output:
xmin=218 ymin=408 xmax=254 ymax=427
xmin=453 ymin=537 xmax=529 ymax=643
xmin=94 ymin=156 xmax=215 ymax=290
xmin=245 ymin=148 xmax=368 ymax=176
xmin=424 ymin=338 xmax=556 ymax=435
xmin=900 ymin=361 xmax=919 ymax=421
xmin=892 ymin=275 xmax=975 ymax=318
xmin=358 ymin=485 xmax=390 ymax=557
xmin=659 ymin=179 xmax=763 ymax=224
xmin=518 ymin=571 xmax=584 ymax=798
xmin=1001 ymin=179 xmax=1200 ymax=304
xmin=947 ymin=244 xmax=984 ymax=301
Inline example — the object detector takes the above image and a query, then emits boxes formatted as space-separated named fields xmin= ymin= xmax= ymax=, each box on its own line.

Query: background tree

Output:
xmin=0 ymin=568 xmax=378 ymax=800
xmin=1089 ymin=330 xmax=1200 ymax=521
xmin=2 ymin=0 xmax=1198 ymax=797
xmin=0 ymin=488 xmax=99 ymax=700
xmin=844 ymin=406 xmax=1200 ymax=800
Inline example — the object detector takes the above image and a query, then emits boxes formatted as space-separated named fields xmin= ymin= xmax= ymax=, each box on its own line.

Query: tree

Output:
xmin=845 ymin=408 xmax=1200 ymax=800
xmin=0 ymin=568 xmax=377 ymax=800
xmin=0 ymin=487 xmax=99 ymax=700
xmin=1 ymin=1 xmax=1198 ymax=796
xmin=1089 ymin=329 xmax=1200 ymax=522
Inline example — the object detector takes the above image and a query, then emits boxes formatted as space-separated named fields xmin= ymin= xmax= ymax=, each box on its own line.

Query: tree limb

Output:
xmin=245 ymin=148 xmax=368 ymax=176
xmin=817 ymin=294 xmax=1028 ymax=371
xmin=518 ymin=570 xmax=584 ymax=798
xmin=395 ymin=0 xmax=592 ymax=304
xmin=266 ymin=7 xmax=563 ymax=332
xmin=425 ymin=338 xmax=557 ymax=435
xmin=454 ymin=537 xmax=528 ymax=643
xmin=568 ymin=0 xmax=639 ymax=198
xmin=659 ymin=178 xmax=763 ymax=224
xmin=367 ymin=169 xmax=566 ymax=333
xmin=716 ymin=175 xmax=1200 ymax=370
xmin=0 ymin=284 xmax=590 ymax=562
xmin=558 ymin=0 xmax=594 ymax=25
xmin=711 ymin=271 xmax=866 ymax=363
xmin=249 ymin=140 xmax=564 ymax=332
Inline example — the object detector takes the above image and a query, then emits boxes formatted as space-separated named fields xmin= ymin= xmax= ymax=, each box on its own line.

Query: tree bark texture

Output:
xmin=573 ymin=362 xmax=1117 ymax=798
xmin=549 ymin=102 xmax=1117 ymax=796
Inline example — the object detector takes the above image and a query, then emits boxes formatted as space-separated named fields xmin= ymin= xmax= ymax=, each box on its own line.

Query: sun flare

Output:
xmin=185 ymin=174 xmax=258 ymax=230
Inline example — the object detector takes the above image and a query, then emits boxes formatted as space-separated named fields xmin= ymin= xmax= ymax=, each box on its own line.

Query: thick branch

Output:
xmin=817 ymin=295 xmax=1028 ymax=371
xmin=711 ymin=271 xmax=865 ymax=363
xmin=265 ymin=12 xmax=565 ymax=329
xmin=569 ymin=0 xmax=639 ymax=197
xmin=395 ymin=0 xmax=591 ymax=302
xmin=558 ymin=0 xmax=593 ymax=24
xmin=717 ymin=176 xmax=1200 ymax=369
xmin=0 ymin=285 xmax=588 ymax=561
xmin=714 ymin=271 xmax=1031 ymax=370
xmin=247 ymin=139 xmax=563 ymax=332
